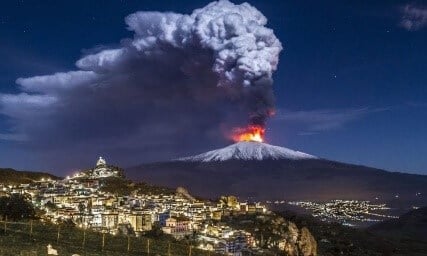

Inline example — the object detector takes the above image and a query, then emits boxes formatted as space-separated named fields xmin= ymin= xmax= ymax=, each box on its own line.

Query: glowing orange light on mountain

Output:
xmin=232 ymin=125 xmax=265 ymax=143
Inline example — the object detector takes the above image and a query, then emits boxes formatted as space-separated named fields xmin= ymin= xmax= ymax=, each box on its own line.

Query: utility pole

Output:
xmin=82 ymin=228 xmax=86 ymax=247
xmin=29 ymin=220 xmax=33 ymax=238
xmin=57 ymin=225 xmax=60 ymax=244
xmin=102 ymin=233 xmax=106 ymax=250
xmin=260 ymin=233 xmax=264 ymax=248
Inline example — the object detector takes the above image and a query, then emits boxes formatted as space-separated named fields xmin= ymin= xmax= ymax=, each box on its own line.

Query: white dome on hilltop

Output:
xmin=96 ymin=156 xmax=107 ymax=166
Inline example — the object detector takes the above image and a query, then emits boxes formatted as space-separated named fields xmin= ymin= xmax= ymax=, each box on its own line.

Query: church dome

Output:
xmin=96 ymin=156 xmax=106 ymax=166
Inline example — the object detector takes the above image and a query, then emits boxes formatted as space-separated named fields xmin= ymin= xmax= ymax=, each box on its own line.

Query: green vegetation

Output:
xmin=0 ymin=220 xmax=221 ymax=256
xmin=0 ymin=168 xmax=59 ymax=185
xmin=135 ymin=182 xmax=175 ymax=195
xmin=0 ymin=194 xmax=36 ymax=221
xmin=99 ymin=177 xmax=175 ymax=196
xmin=99 ymin=177 xmax=133 ymax=196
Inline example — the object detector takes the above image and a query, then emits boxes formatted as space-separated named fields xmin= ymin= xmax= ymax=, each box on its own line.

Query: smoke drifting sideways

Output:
xmin=0 ymin=0 xmax=282 ymax=170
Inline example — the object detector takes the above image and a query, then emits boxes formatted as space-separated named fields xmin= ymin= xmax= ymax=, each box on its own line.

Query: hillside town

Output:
xmin=0 ymin=157 xmax=271 ymax=255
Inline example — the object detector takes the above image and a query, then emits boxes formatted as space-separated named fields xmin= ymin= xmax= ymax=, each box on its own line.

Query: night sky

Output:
xmin=1 ymin=0 xmax=426 ymax=175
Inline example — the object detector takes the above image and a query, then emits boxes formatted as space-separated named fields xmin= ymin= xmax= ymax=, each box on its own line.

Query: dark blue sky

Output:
xmin=0 ymin=0 xmax=426 ymax=175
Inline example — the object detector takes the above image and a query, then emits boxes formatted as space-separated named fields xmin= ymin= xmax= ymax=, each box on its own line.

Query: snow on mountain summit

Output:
xmin=178 ymin=141 xmax=318 ymax=162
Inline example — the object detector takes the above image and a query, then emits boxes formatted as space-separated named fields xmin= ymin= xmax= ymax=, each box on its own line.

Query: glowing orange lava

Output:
xmin=232 ymin=125 xmax=265 ymax=142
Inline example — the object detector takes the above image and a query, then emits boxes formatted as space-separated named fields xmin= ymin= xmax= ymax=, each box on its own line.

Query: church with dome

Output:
xmin=90 ymin=157 xmax=120 ymax=178
xmin=69 ymin=157 xmax=124 ymax=180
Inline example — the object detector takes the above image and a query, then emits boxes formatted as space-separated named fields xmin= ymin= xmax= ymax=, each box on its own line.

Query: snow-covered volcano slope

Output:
xmin=178 ymin=141 xmax=318 ymax=162
xmin=128 ymin=142 xmax=427 ymax=204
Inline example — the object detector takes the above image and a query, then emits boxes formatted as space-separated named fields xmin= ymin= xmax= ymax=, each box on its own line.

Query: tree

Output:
xmin=58 ymin=218 xmax=76 ymax=228
xmin=0 ymin=194 xmax=35 ymax=221
xmin=45 ymin=201 xmax=57 ymax=212
xmin=0 ymin=196 xmax=8 ymax=220
xmin=78 ymin=202 xmax=86 ymax=223
xmin=78 ymin=202 xmax=86 ymax=214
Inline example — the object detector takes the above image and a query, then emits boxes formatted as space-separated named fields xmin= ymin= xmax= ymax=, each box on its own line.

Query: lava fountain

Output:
xmin=231 ymin=125 xmax=265 ymax=143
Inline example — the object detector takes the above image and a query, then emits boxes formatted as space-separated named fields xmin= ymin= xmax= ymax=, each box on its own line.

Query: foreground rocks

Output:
xmin=277 ymin=218 xmax=317 ymax=256
xmin=224 ymin=213 xmax=317 ymax=256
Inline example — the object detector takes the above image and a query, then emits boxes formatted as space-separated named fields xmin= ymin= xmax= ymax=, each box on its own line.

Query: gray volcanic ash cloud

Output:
xmin=0 ymin=0 xmax=282 ymax=169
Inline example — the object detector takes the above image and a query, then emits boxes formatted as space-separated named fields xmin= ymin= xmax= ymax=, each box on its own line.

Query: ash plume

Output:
xmin=0 ymin=0 xmax=282 ymax=170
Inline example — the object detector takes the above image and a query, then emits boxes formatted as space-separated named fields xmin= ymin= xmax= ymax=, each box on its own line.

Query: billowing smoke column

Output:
xmin=0 ymin=0 xmax=282 ymax=168
xmin=77 ymin=0 xmax=282 ymax=126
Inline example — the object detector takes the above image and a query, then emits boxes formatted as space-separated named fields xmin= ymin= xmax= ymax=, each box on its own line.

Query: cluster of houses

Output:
xmin=0 ymin=157 xmax=268 ymax=255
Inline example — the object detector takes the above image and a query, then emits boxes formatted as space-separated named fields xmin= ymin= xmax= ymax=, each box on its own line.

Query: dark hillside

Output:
xmin=0 ymin=168 xmax=59 ymax=185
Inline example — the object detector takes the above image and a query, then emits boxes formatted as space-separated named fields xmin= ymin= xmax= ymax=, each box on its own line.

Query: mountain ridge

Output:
xmin=127 ymin=143 xmax=427 ymax=210
xmin=0 ymin=167 xmax=60 ymax=185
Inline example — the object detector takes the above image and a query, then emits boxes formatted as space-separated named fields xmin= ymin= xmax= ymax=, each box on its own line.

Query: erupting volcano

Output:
xmin=231 ymin=125 xmax=265 ymax=143
xmin=200 ymin=121 xmax=317 ymax=161
xmin=129 ymin=130 xmax=427 ymax=207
